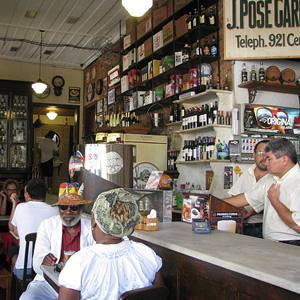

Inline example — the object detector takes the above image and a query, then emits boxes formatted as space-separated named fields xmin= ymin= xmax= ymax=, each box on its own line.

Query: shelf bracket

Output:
xmin=248 ymin=88 xmax=257 ymax=103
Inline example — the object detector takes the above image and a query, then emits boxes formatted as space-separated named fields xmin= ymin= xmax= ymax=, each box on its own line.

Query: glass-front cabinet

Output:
xmin=0 ymin=80 xmax=32 ymax=180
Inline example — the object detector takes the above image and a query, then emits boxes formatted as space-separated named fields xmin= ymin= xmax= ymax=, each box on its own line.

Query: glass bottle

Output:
xmin=258 ymin=62 xmax=266 ymax=82
xmin=186 ymin=11 xmax=193 ymax=31
xmin=223 ymin=75 xmax=230 ymax=90
xmin=210 ymin=36 xmax=217 ymax=56
xmin=203 ymin=37 xmax=210 ymax=55
xmin=182 ymin=44 xmax=190 ymax=63
xmin=250 ymin=65 xmax=257 ymax=81
xmin=241 ymin=63 xmax=248 ymax=83
xmin=208 ymin=7 xmax=216 ymax=26
xmin=199 ymin=5 xmax=206 ymax=26
xmin=192 ymin=8 xmax=198 ymax=28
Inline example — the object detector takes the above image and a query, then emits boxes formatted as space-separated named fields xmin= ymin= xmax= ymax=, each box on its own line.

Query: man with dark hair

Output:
xmin=11 ymin=179 xmax=58 ymax=280
xmin=224 ymin=138 xmax=300 ymax=244
xmin=0 ymin=179 xmax=20 ymax=215
xmin=38 ymin=131 xmax=59 ymax=193
xmin=228 ymin=140 xmax=271 ymax=238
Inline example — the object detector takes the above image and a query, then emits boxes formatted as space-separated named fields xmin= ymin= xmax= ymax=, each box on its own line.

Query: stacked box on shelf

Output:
xmin=153 ymin=30 xmax=163 ymax=52
xmin=162 ymin=56 xmax=174 ymax=71
xmin=145 ymin=37 xmax=152 ymax=57
xmin=137 ymin=43 xmax=145 ymax=62
xmin=141 ymin=66 xmax=148 ymax=82
xmin=153 ymin=5 xmax=167 ymax=27
xmin=126 ymin=18 xmax=136 ymax=42
xmin=175 ymin=14 xmax=188 ymax=37
xmin=137 ymin=13 xmax=152 ymax=39
xmin=128 ymin=70 xmax=142 ymax=88
xmin=121 ymin=75 xmax=129 ymax=93
xmin=175 ymin=0 xmax=193 ymax=12
xmin=163 ymin=21 xmax=174 ymax=45
xmin=123 ymin=34 xmax=132 ymax=50
xmin=155 ymin=88 xmax=164 ymax=101
xmin=144 ymin=90 xmax=155 ymax=105
xmin=148 ymin=60 xmax=161 ymax=79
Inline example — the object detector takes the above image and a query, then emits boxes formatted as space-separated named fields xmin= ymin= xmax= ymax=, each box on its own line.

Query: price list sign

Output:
xmin=224 ymin=0 xmax=300 ymax=60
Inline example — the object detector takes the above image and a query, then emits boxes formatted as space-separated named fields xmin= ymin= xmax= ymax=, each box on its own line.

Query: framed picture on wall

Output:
xmin=108 ymin=89 xmax=115 ymax=105
xmin=96 ymin=99 xmax=103 ymax=114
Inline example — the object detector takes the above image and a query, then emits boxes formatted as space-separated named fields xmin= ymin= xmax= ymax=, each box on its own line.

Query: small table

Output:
xmin=40 ymin=265 xmax=60 ymax=293
xmin=0 ymin=215 xmax=9 ymax=232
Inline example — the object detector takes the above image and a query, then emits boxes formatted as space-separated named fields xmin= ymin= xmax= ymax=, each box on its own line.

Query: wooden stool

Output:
xmin=0 ymin=267 xmax=12 ymax=300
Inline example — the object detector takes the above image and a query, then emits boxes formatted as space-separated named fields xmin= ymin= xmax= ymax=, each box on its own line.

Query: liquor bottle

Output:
xmin=182 ymin=140 xmax=188 ymax=161
xmin=208 ymin=102 xmax=214 ymax=125
xmin=186 ymin=11 xmax=193 ymax=31
xmin=250 ymin=65 xmax=257 ymax=81
xmin=182 ymin=44 xmax=190 ymax=63
xmin=195 ymin=40 xmax=203 ymax=56
xmin=216 ymin=75 xmax=221 ymax=89
xmin=138 ymin=200 xmax=145 ymax=216
xmin=208 ymin=7 xmax=216 ymax=26
xmin=223 ymin=75 xmax=230 ymax=90
xmin=213 ymin=101 xmax=218 ymax=123
xmin=258 ymin=62 xmax=266 ymax=82
xmin=169 ymin=105 xmax=174 ymax=123
xmin=220 ymin=111 xmax=225 ymax=125
xmin=199 ymin=5 xmax=206 ymax=26
xmin=203 ymin=38 xmax=210 ymax=55
xmin=174 ymin=104 xmax=180 ymax=122
xmin=210 ymin=36 xmax=217 ymax=56
xmin=192 ymin=8 xmax=198 ymax=28
xmin=181 ymin=108 xmax=186 ymax=129
xmin=241 ymin=63 xmax=248 ymax=83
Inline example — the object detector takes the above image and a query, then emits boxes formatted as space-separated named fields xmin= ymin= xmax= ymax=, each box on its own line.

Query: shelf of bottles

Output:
xmin=0 ymin=93 xmax=28 ymax=170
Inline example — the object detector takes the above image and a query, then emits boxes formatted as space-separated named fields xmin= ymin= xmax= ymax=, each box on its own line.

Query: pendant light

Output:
xmin=122 ymin=0 xmax=153 ymax=17
xmin=32 ymin=30 xmax=47 ymax=94
xmin=47 ymin=111 xmax=58 ymax=120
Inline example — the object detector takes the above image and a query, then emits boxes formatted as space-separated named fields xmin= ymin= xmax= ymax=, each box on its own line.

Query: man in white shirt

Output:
xmin=228 ymin=140 xmax=271 ymax=238
xmin=224 ymin=138 xmax=300 ymax=244
xmin=11 ymin=179 xmax=58 ymax=280
xmin=38 ymin=131 xmax=59 ymax=193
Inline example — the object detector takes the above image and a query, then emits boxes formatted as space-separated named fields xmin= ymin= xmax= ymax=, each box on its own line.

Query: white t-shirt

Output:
xmin=38 ymin=138 xmax=58 ymax=163
xmin=245 ymin=164 xmax=300 ymax=241
xmin=228 ymin=164 xmax=272 ymax=223
xmin=12 ymin=201 xmax=58 ymax=269
xmin=59 ymin=239 xmax=162 ymax=300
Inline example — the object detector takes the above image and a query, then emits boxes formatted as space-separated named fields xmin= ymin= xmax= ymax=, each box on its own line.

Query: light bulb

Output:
xmin=122 ymin=0 xmax=153 ymax=17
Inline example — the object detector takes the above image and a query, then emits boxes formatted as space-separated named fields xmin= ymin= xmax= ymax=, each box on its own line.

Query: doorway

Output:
xmin=32 ymin=103 xmax=80 ymax=194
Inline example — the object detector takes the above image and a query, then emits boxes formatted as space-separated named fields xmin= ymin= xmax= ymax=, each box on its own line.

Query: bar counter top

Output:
xmin=132 ymin=222 xmax=300 ymax=295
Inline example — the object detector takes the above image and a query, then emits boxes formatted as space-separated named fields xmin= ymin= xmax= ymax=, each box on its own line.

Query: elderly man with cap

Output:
xmin=20 ymin=182 xmax=95 ymax=300
xmin=58 ymin=188 xmax=164 ymax=300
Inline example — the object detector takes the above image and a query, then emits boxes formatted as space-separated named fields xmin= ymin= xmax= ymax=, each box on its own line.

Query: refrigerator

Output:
xmin=123 ymin=134 xmax=168 ymax=189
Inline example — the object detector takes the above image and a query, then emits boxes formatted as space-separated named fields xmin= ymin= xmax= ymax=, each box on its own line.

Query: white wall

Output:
xmin=0 ymin=59 xmax=84 ymax=141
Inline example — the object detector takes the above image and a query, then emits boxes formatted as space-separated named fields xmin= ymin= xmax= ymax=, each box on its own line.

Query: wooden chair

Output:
xmin=13 ymin=232 xmax=37 ymax=299
xmin=0 ymin=267 xmax=12 ymax=300
xmin=119 ymin=285 xmax=169 ymax=300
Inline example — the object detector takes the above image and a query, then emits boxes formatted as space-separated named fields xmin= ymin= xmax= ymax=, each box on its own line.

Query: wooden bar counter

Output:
xmin=131 ymin=222 xmax=300 ymax=300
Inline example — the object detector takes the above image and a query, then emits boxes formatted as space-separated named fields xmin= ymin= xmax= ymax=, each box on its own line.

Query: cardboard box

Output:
xmin=129 ymin=48 xmax=136 ymax=65
xmin=121 ymin=75 xmax=129 ymax=93
xmin=144 ymin=90 xmax=155 ymax=105
xmin=148 ymin=59 xmax=161 ymax=79
xmin=137 ymin=43 xmax=145 ymax=62
xmin=153 ymin=30 xmax=163 ymax=52
xmin=141 ymin=66 xmax=148 ymax=82
xmin=132 ymin=91 xmax=145 ymax=110
xmin=123 ymin=34 xmax=132 ymax=50
xmin=174 ymin=0 xmax=193 ymax=12
xmin=153 ymin=6 xmax=167 ymax=27
xmin=122 ymin=54 xmax=130 ymax=71
xmin=144 ymin=37 xmax=152 ymax=57
xmin=175 ymin=14 xmax=188 ymax=37
xmin=137 ymin=14 xmax=152 ymax=40
xmin=128 ymin=69 xmax=141 ymax=88
xmin=167 ymin=0 xmax=173 ymax=17
xmin=126 ymin=18 xmax=136 ymax=35
xmin=163 ymin=21 xmax=174 ymax=45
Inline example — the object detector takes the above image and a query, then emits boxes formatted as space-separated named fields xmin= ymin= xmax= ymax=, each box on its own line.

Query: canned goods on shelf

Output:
xmin=190 ymin=78 xmax=198 ymax=88
xmin=183 ymin=81 xmax=190 ymax=91
xmin=189 ymin=68 xmax=198 ymax=80
xmin=170 ymin=75 xmax=175 ymax=85
xmin=175 ymin=75 xmax=183 ymax=85
xmin=199 ymin=63 xmax=212 ymax=76
xmin=175 ymin=84 xmax=183 ymax=94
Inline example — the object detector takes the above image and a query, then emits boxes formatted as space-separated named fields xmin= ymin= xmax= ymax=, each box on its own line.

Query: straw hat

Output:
xmin=52 ymin=182 xmax=92 ymax=206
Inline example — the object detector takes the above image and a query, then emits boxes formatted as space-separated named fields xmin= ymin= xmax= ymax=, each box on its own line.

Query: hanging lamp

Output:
xmin=47 ymin=111 xmax=58 ymax=120
xmin=32 ymin=30 xmax=47 ymax=94
xmin=122 ymin=0 xmax=153 ymax=17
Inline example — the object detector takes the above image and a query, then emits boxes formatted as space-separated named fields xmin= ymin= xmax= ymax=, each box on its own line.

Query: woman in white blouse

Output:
xmin=58 ymin=188 xmax=164 ymax=300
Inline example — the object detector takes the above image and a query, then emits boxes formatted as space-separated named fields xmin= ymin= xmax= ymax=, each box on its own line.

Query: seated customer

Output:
xmin=58 ymin=188 xmax=164 ymax=300
xmin=20 ymin=182 xmax=95 ymax=300
xmin=11 ymin=179 xmax=58 ymax=279
xmin=0 ymin=179 xmax=20 ymax=215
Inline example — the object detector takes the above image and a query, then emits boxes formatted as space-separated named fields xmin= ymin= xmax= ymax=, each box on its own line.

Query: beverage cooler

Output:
xmin=76 ymin=144 xmax=134 ymax=188
xmin=0 ymin=82 xmax=32 ymax=179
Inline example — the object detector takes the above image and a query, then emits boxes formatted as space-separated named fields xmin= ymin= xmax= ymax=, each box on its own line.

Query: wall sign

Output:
xmin=224 ymin=0 xmax=300 ymax=60
xmin=69 ymin=87 xmax=80 ymax=103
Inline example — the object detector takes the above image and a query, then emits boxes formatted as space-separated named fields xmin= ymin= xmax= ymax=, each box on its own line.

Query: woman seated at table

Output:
xmin=58 ymin=188 xmax=164 ymax=300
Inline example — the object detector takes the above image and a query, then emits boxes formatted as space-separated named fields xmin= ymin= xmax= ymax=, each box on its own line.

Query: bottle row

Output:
xmin=182 ymin=136 xmax=216 ymax=161
xmin=167 ymin=151 xmax=180 ymax=171
xmin=0 ymin=94 xmax=28 ymax=119
xmin=186 ymin=5 xmax=217 ymax=29
xmin=103 ymin=112 xmax=140 ymax=128
xmin=0 ymin=121 xmax=27 ymax=143
xmin=241 ymin=62 xmax=266 ymax=83
xmin=0 ymin=144 xmax=27 ymax=169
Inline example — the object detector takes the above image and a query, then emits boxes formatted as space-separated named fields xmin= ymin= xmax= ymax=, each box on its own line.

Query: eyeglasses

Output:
xmin=59 ymin=205 xmax=79 ymax=212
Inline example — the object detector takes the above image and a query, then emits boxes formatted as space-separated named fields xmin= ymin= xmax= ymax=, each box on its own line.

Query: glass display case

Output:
xmin=0 ymin=80 xmax=32 ymax=179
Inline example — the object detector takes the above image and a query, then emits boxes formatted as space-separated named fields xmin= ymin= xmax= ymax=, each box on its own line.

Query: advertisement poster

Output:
xmin=244 ymin=104 xmax=300 ymax=134
xmin=69 ymin=87 xmax=80 ymax=103
xmin=224 ymin=0 xmax=300 ymax=59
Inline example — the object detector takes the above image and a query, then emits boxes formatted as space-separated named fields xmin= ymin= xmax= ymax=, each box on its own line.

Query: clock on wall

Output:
xmin=87 ymin=83 xmax=95 ymax=101
xmin=52 ymin=75 xmax=65 ymax=96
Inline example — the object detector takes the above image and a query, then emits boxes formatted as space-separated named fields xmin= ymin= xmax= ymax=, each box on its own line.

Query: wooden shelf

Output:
xmin=238 ymin=81 xmax=300 ymax=104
